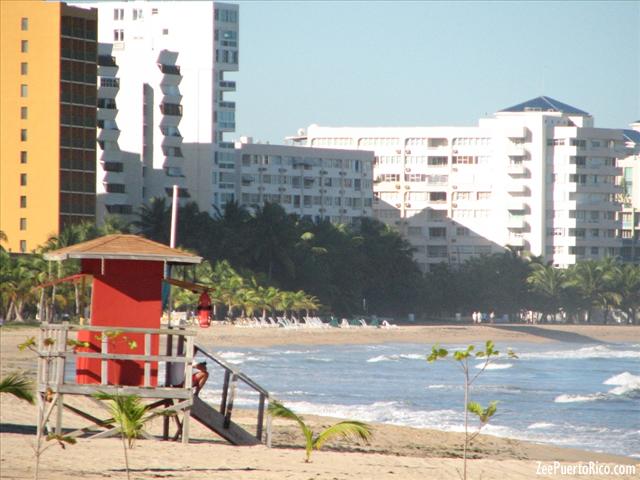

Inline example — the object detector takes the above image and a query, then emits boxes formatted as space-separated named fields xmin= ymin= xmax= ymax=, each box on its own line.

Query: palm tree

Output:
xmin=527 ymin=264 xmax=565 ymax=322
xmin=0 ymin=373 xmax=34 ymax=404
xmin=267 ymin=400 xmax=372 ymax=463
xmin=133 ymin=197 xmax=170 ymax=244
xmin=611 ymin=264 xmax=640 ymax=324
xmin=565 ymin=261 xmax=611 ymax=322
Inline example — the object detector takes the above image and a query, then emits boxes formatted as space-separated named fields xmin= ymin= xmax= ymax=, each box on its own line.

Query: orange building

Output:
xmin=1 ymin=2 xmax=97 ymax=253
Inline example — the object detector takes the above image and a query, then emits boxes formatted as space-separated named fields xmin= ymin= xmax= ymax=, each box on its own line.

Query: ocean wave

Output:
xmin=367 ymin=353 xmax=424 ymax=363
xmin=527 ymin=422 xmax=556 ymax=430
xmin=554 ymin=371 xmax=640 ymax=403
xmin=474 ymin=362 xmax=513 ymax=370
xmin=603 ymin=372 xmax=640 ymax=396
xmin=518 ymin=345 xmax=640 ymax=361
xmin=554 ymin=393 xmax=606 ymax=403
xmin=282 ymin=399 xmax=460 ymax=430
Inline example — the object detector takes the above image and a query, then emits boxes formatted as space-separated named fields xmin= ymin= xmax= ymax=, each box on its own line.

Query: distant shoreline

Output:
xmin=196 ymin=323 xmax=640 ymax=348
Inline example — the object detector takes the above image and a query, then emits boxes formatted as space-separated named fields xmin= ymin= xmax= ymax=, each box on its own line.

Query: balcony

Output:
xmin=219 ymin=80 xmax=236 ymax=91
xmin=507 ymin=216 xmax=526 ymax=229
xmin=507 ymin=199 xmax=527 ymax=212
xmin=219 ymin=101 xmax=235 ymax=109
xmin=507 ymin=163 xmax=528 ymax=176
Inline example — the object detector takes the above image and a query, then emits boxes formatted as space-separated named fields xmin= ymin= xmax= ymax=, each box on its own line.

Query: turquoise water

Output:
xmin=197 ymin=341 xmax=640 ymax=457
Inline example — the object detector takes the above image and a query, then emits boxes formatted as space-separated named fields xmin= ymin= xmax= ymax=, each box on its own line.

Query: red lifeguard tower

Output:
xmin=44 ymin=234 xmax=201 ymax=386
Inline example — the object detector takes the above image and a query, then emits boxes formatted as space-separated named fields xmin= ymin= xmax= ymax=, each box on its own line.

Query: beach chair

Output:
xmin=329 ymin=317 xmax=339 ymax=327
xmin=369 ymin=318 xmax=380 ymax=328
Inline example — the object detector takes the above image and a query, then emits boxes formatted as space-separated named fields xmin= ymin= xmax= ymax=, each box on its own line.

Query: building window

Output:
xmin=20 ymin=129 xmax=27 ymax=141
xmin=20 ymin=240 xmax=27 ymax=253
xmin=20 ymin=62 xmax=28 ymax=75
xmin=113 ymin=29 xmax=124 ymax=41
xmin=162 ymin=28 xmax=169 ymax=35
xmin=19 ymin=218 xmax=27 ymax=230
xmin=21 ymin=40 xmax=28 ymax=53
xmin=20 ymin=107 xmax=27 ymax=119
xmin=20 ymin=173 xmax=27 ymax=186
xmin=20 ymin=196 xmax=27 ymax=208
xmin=20 ymin=84 xmax=28 ymax=97
xmin=20 ymin=151 xmax=27 ymax=163
xmin=21 ymin=17 xmax=28 ymax=31
xmin=114 ymin=8 xmax=124 ymax=20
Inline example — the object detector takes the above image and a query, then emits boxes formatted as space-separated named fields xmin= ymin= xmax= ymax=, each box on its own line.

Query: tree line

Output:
xmin=1 ymin=199 xmax=639 ymax=323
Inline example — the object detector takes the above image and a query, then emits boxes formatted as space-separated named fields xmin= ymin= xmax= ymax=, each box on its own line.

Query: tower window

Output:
xmin=20 ymin=173 xmax=27 ymax=186
xmin=20 ymin=62 xmax=28 ymax=75
xmin=21 ymin=40 xmax=28 ymax=53
xmin=20 ymin=196 xmax=27 ymax=208
xmin=20 ymin=129 xmax=27 ymax=141
xmin=21 ymin=17 xmax=28 ymax=31
xmin=21 ymin=107 xmax=27 ymax=119
xmin=20 ymin=84 xmax=28 ymax=97
xmin=20 ymin=218 xmax=27 ymax=230
xmin=20 ymin=240 xmax=27 ymax=253
xmin=20 ymin=151 xmax=27 ymax=163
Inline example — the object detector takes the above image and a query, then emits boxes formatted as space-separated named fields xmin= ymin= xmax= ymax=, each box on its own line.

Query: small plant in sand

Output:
xmin=93 ymin=391 xmax=175 ymax=480
xmin=17 ymin=337 xmax=78 ymax=480
xmin=428 ymin=340 xmax=517 ymax=480
xmin=267 ymin=399 xmax=372 ymax=463
xmin=93 ymin=392 xmax=148 ymax=480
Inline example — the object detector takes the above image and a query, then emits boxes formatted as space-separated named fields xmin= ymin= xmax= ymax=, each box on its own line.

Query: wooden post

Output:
xmin=220 ymin=370 xmax=231 ymax=415
xmin=143 ymin=333 xmax=151 ymax=387
xmin=36 ymin=327 xmax=44 ymax=443
xmin=100 ymin=333 xmax=108 ymax=385
xmin=223 ymin=374 xmax=237 ymax=429
xmin=182 ymin=334 xmax=194 ymax=444
xmin=266 ymin=409 xmax=273 ymax=448
xmin=55 ymin=324 xmax=68 ymax=435
xmin=162 ymin=328 xmax=173 ymax=440
xmin=256 ymin=393 xmax=265 ymax=441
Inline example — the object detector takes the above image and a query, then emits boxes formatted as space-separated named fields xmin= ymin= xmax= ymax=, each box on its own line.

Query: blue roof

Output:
xmin=499 ymin=96 xmax=589 ymax=115
xmin=623 ymin=129 xmax=640 ymax=144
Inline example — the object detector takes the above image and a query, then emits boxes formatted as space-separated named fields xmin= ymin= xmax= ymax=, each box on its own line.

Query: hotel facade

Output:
xmin=232 ymin=139 xmax=374 ymax=224
xmin=0 ymin=2 xmax=98 ymax=253
xmin=291 ymin=97 xmax=634 ymax=270
xmin=86 ymin=0 xmax=239 ymax=221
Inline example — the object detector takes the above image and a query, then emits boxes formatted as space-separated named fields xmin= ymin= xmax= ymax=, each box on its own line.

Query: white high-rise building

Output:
xmin=292 ymin=97 xmax=629 ymax=270
xmin=88 ymin=1 xmax=238 ymax=219
xmin=619 ymin=123 xmax=640 ymax=263
xmin=233 ymin=138 xmax=374 ymax=224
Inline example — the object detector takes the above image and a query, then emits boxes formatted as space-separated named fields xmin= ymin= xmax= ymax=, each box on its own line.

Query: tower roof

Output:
xmin=499 ymin=96 xmax=589 ymax=115
xmin=43 ymin=234 xmax=201 ymax=264
xmin=623 ymin=129 xmax=640 ymax=144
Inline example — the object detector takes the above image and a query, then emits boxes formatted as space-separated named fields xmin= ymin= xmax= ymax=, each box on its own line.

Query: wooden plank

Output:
xmin=143 ymin=334 xmax=151 ymax=387
xmin=220 ymin=370 xmax=231 ymax=415
xmin=100 ymin=334 xmax=108 ymax=385
xmin=256 ymin=393 xmax=265 ymax=441
xmin=42 ymin=323 xmax=197 ymax=336
xmin=266 ymin=411 xmax=273 ymax=448
xmin=71 ymin=352 xmax=191 ymax=363
xmin=63 ymin=402 xmax=114 ymax=429
xmin=223 ymin=374 xmax=237 ymax=429
xmin=49 ymin=384 xmax=191 ymax=399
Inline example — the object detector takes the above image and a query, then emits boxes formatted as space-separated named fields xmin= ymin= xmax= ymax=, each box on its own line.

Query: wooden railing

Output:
xmin=194 ymin=343 xmax=272 ymax=446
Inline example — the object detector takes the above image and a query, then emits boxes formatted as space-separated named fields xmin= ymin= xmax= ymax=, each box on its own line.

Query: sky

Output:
xmin=229 ymin=0 xmax=640 ymax=144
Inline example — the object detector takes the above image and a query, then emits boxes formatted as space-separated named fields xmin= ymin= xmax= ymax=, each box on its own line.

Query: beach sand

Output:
xmin=1 ymin=324 xmax=639 ymax=479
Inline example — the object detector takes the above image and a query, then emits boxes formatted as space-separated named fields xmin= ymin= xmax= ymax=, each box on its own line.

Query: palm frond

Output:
xmin=313 ymin=421 xmax=372 ymax=451
xmin=0 ymin=373 xmax=34 ymax=404
xmin=268 ymin=399 xmax=305 ymax=424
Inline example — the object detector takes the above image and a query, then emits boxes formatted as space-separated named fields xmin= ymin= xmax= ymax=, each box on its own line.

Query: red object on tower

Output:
xmin=197 ymin=292 xmax=212 ymax=328
xmin=43 ymin=235 xmax=201 ymax=386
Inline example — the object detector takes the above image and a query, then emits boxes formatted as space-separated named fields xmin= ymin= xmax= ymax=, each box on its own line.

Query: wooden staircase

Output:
xmin=191 ymin=396 xmax=260 ymax=445
xmin=188 ymin=343 xmax=271 ymax=446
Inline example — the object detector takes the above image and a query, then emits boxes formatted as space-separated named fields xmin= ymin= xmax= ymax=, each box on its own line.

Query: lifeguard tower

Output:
xmin=37 ymin=234 xmax=271 ymax=446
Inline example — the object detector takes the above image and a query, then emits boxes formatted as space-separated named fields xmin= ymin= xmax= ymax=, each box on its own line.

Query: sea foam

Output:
xmin=603 ymin=372 xmax=640 ymax=396
xmin=367 ymin=353 xmax=424 ymax=363
xmin=474 ymin=362 xmax=513 ymax=370
xmin=519 ymin=345 xmax=640 ymax=361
